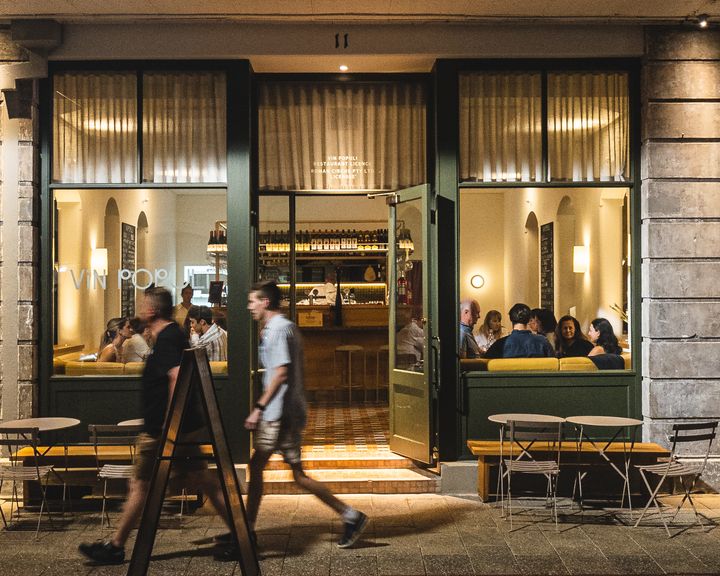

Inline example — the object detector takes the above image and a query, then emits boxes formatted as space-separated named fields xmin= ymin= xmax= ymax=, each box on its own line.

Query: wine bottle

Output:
xmin=334 ymin=266 xmax=343 ymax=326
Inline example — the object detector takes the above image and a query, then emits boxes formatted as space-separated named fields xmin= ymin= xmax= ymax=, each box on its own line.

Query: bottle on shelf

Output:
xmin=334 ymin=266 xmax=343 ymax=326
xmin=398 ymin=270 xmax=407 ymax=305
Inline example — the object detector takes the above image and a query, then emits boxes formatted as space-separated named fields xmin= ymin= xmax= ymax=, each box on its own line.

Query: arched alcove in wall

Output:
xmin=524 ymin=211 xmax=539 ymax=308
xmin=104 ymin=198 xmax=120 ymax=321
xmin=136 ymin=211 xmax=149 ymax=310
xmin=556 ymin=196 xmax=576 ymax=316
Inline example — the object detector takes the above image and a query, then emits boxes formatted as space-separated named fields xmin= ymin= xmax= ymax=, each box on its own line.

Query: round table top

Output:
xmin=118 ymin=418 xmax=144 ymax=426
xmin=566 ymin=415 xmax=643 ymax=427
xmin=0 ymin=417 xmax=81 ymax=432
xmin=488 ymin=413 xmax=565 ymax=424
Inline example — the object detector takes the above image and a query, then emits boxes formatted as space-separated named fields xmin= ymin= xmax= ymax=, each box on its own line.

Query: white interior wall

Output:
xmin=175 ymin=193 xmax=228 ymax=289
xmin=459 ymin=191 xmax=505 ymax=321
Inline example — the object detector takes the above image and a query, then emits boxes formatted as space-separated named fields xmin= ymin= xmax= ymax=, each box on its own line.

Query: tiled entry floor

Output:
xmin=304 ymin=403 xmax=390 ymax=456
xmin=3 ymin=494 xmax=720 ymax=575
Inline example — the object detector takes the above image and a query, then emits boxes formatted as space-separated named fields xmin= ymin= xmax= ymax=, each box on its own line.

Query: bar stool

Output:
xmin=334 ymin=345 xmax=366 ymax=404
xmin=374 ymin=344 xmax=390 ymax=403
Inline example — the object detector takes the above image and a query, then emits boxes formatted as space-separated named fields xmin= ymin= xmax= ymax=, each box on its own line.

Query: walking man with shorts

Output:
xmin=245 ymin=280 xmax=368 ymax=548
xmin=79 ymin=287 xmax=233 ymax=565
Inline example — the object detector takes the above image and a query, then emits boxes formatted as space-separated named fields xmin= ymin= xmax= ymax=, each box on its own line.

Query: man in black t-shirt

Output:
xmin=79 ymin=288 xmax=231 ymax=565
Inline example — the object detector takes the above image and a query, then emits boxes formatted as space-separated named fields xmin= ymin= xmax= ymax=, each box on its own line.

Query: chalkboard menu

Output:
xmin=540 ymin=222 xmax=554 ymax=312
xmin=121 ymin=223 xmax=136 ymax=318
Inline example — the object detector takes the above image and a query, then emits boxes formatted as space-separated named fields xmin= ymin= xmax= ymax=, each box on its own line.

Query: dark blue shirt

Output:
xmin=502 ymin=330 xmax=554 ymax=358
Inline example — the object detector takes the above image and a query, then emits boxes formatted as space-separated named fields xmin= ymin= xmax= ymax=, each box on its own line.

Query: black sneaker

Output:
xmin=78 ymin=540 xmax=125 ymax=565
xmin=337 ymin=512 xmax=368 ymax=548
xmin=213 ymin=530 xmax=256 ymax=548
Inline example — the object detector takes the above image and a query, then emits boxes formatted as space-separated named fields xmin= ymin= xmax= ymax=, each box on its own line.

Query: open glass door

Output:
xmin=387 ymin=184 xmax=435 ymax=464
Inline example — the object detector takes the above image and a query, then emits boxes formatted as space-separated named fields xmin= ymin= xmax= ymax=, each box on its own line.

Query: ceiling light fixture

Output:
xmin=339 ymin=65 xmax=349 ymax=72
xmin=698 ymin=14 xmax=709 ymax=28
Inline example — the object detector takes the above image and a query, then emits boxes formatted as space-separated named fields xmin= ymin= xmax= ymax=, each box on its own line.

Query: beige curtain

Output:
xmin=53 ymin=72 xmax=138 ymax=183
xmin=548 ymin=72 xmax=629 ymax=182
xmin=259 ymin=82 xmax=426 ymax=191
xmin=459 ymin=73 xmax=542 ymax=183
xmin=143 ymin=72 xmax=227 ymax=183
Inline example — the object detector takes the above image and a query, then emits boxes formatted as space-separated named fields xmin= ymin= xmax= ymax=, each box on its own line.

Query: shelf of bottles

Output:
xmin=277 ymin=282 xmax=387 ymax=306
xmin=259 ymin=228 xmax=389 ymax=260
xmin=206 ymin=221 xmax=228 ymax=279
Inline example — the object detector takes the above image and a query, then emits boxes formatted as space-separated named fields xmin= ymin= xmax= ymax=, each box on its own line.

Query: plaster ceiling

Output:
xmin=1 ymin=0 xmax=718 ymax=24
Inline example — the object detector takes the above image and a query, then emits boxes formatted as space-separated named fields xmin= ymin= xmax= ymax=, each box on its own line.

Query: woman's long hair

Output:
xmin=98 ymin=317 xmax=127 ymax=354
xmin=554 ymin=315 xmax=587 ymax=355
xmin=478 ymin=310 xmax=502 ymax=339
xmin=590 ymin=317 xmax=622 ymax=354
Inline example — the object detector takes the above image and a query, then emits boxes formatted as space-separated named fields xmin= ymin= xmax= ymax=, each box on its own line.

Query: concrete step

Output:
xmin=250 ymin=467 xmax=439 ymax=495
xmin=264 ymin=450 xmax=412 ymax=470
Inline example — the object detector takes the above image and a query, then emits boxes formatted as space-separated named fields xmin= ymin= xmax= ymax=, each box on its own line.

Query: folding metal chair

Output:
xmin=634 ymin=421 xmax=718 ymax=537
xmin=88 ymin=424 xmax=143 ymax=531
xmin=0 ymin=427 xmax=55 ymax=538
xmin=502 ymin=420 xmax=563 ymax=531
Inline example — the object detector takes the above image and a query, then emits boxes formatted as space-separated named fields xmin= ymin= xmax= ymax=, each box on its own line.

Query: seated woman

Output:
xmin=529 ymin=308 xmax=558 ymax=349
xmin=587 ymin=317 xmax=625 ymax=370
xmin=122 ymin=317 xmax=151 ymax=362
xmin=97 ymin=317 xmax=131 ymax=362
xmin=474 ymin=310 xmax=503 ymax=354
xmin=555 ymin=315 xmax=594 ymax=357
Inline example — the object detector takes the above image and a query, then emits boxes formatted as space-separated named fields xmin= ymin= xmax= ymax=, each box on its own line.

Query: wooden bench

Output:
xmin=16 ymin=444 xmax=214 ymax=505
xmin=467 ymin=440 xmax=671 ymax=501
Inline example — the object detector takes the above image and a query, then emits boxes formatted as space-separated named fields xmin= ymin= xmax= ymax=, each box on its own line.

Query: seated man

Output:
xmin=188 ymin=305 xmax=228 ymax=362
xmin=485 ymin=302 xmax=554 ymax=359
xmin=458 ymin=299 xmax=481 ymax=359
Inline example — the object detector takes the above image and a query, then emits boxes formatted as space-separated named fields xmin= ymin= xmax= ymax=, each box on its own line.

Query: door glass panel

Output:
xmin=257 ymin=196 xmax=291 ymax=297
xmin=394 ymin=198 xmax=424 ymax=372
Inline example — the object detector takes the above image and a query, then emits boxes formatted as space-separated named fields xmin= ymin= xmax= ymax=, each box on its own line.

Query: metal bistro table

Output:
xmin=566 ymin=415 xmax=643 ymax=516
xmin=488 ymin=413 xmax=566 ymax=504
xmin=0 ymin=417 xmax=81 ymax=512
xmin=0 ymin=417 xmax=81 ymax=455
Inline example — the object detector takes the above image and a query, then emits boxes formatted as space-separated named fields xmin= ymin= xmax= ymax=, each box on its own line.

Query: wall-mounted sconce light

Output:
xmin=573 ymin=245 xmax=589 ymax=274
xmin=470 ymin=274 xmax=485 ymax=289
xmin=91 ymin=247 xmax=108 ymax=276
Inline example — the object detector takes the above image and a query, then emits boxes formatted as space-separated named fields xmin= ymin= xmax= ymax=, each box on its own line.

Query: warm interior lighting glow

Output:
xmin=698 ymin=14 xmax=709 ymax=28
xmin=339 ymin=65 xmax=349 ymax=72
xmin=470 ymin=274 xmax=485 ymax=289
xmin=91 ymin=247 xmax=108 ymax=276
xmin=573 ymin=245 xmax=589 ymax=274
xmin=278 ymin=282 xmax=385 ymax=288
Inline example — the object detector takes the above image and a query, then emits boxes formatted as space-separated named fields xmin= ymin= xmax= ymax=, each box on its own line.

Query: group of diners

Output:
xmin=459 ymin=300 xmax=625 ymax=370
xmin=96 ymin=286 xmax=228 ymax=364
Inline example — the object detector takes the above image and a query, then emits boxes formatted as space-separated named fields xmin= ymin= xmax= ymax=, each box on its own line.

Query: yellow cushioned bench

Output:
xmin=559 ymin=356 xmax=598 ymax=372
xmin=65 ymin=361 xmax=125 ymax=376
xmin=487 ymin=357 xmax=559 ymax=372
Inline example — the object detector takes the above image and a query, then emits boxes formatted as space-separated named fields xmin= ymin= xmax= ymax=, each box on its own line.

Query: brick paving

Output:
xmin=2 ymin=493 xmax=720 ymax=575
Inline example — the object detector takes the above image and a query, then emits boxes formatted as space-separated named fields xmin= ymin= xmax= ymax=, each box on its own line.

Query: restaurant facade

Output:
xmin=0 ymin=7 xmax=718 ymax=486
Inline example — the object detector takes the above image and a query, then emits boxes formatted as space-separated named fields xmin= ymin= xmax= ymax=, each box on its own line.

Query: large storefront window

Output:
xmin=459 ymin=67 xmax=633 ymax=371
xmin=53 ymin=70 xmax=227 ymax=184
xmin=258 ymin=81 xmax=426 ymax=191
xmin=459 ymin=71 xmax=629 ymax=184
xmin=53 ymin=188 xmax=227 ymax=375
xmin=51 ymin=66 xmax=229 ymax=376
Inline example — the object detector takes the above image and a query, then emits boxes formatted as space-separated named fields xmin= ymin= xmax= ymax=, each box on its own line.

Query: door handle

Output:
xmin=431 ymin=336 xmax=440 ymax=392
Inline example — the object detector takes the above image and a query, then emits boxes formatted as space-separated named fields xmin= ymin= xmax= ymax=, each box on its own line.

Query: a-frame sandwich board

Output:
xmin=127 ymin=348 xmax=260 ymax=576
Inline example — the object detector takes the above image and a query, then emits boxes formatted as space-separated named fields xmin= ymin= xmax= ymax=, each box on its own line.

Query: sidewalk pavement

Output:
xmin=2 ymin=493 xmax=720 ymax=575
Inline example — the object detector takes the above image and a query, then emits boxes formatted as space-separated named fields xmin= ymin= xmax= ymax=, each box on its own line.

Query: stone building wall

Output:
xmin=0 ymin=34 xmax=41 ymax=423
xmin=642 ymin=27 xmax=720 ymax=484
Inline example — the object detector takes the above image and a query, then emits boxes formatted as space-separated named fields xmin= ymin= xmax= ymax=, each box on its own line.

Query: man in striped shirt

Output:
xmin=188 ymin=305 xmax=228 ymax=362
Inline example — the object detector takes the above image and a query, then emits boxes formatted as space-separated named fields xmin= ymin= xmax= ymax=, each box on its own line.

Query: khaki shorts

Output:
xmin=254 ymin=419 xmax=302 ymax=465
xmin=134 ymin=429 xmax=208 ymax=482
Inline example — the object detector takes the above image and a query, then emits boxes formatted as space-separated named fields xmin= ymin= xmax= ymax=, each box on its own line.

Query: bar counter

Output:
xmin=285 ymin=304 xmax=389 ymax=401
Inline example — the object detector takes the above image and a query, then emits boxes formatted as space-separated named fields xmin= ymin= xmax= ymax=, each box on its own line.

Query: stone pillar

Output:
xmin=0 ymin=33 xmax=41 ymax=422
xmin=643 ymin=27 xmax=720 ymax=485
